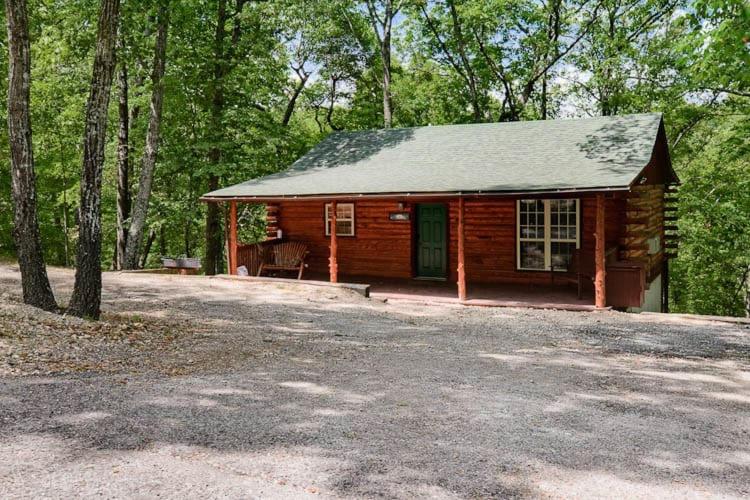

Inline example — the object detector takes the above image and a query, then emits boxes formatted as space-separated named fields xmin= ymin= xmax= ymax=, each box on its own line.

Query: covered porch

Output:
xmin=224 ymin=194 xmax=611 ymax=311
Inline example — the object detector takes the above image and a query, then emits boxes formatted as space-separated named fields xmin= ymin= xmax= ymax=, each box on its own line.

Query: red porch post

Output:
xmin=457 ymin=196 xmax=467 ymax=301
xmin=329 ymin=200 xmax=338 ymax=283
xmin=229 ymin=200 xmax=238 ymax=275
xmin=594 ymin=193 xmax=606 ymax=308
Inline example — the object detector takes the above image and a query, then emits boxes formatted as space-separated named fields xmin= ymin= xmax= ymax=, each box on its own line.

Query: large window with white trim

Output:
xmin=517 ymin=199 xmax=579 ymax=271
xmin=325 ymin=203 xmax=355 ymax=236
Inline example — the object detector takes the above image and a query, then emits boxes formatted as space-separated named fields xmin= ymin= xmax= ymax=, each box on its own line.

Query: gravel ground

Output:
xmin=0 ymin=264 xmax=749 ymax=499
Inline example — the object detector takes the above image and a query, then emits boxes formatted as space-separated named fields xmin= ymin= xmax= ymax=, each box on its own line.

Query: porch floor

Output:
xmin=303 ymin=273 xmax=597 ymax=311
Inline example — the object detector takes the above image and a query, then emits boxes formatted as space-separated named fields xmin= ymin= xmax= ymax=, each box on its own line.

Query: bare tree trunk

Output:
xmin=4 ymin=0 xmax=58 ymax=311
xmin=68 ymin=0 xmax=120 ymax=320
xmin=115 ymin=56 xmax=130 ymax=270
xmin=366 ymin=0 xmax=397 ymax=128
xmin=381 ymin=2 xmax=393 ymax=128
xmin=123 ymin=2 xmax=170 ymax=269
xmin=447 ymin=1 xmax=482 ymax=122
xmin=59 ymin=138 xmax=71 ymax=267
xmin=139 ymin=228 xmax=157 ymax=269
xmin=204 ymin=176 xmax=223 ymax=274
xmin=204 ymin=0 xmax=247 ymax=274
xmin=204 ymin=0 xmax=228 ymax=276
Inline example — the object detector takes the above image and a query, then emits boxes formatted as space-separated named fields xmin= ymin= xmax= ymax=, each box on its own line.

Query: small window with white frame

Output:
xmin=325 ymin=203 xmax=355 ymax=236
xmin=517 ymin=199 xmax=579 ymax=271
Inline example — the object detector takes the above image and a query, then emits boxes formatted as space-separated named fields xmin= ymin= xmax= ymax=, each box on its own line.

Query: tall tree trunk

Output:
xmin=139 ymin=227 xmax=157 ymax=269
xmin=366 ymin=0 xmax=396 ymax=128
xmin=447 ymin=2 xmax=481 ymax=122
xmin=68 ymin=0 xmax=120 ymax=320
xmin=381 ymin=1 xmax=393 ymax=128
xmin=123 ymin=2 xmax=170 ymax=269
xmin=204 ymin=0 xmax=229 ymax=276
xmin=4 ymin=0 xmax=58 ymax=311
xmin=115 ymin=57 xmax=130 ymax=270
xmin=59 ymin=138 xmax=71 ymax=267
xmin=204 ymin=0 xmax=247 ymax=274
xmin=204 ymin=176 xmax=223 ymax=275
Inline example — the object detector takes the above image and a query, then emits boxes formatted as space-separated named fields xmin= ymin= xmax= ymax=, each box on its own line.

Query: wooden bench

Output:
xmin=257 ymin=241 xmax=309 ymax=280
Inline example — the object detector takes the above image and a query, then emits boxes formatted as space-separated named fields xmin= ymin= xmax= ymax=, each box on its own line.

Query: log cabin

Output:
xmin=202 ymin=113 xmax=679 ymax=312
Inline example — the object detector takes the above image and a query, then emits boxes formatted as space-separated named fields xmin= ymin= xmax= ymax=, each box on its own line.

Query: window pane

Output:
xmin=520 ymin=242 xmax=545 ymax=270
xmin=326 ymin=203 xmax=354 ymax=235
xmin=551 ymin=242 xmax=575 ymax=270
xmin=338 ymin=205 xmax=352 ymax=218
xmin=519 ymin=199 xmax=544 ymax=241
xmin=549 ymin=199 xmax=577 ymax=243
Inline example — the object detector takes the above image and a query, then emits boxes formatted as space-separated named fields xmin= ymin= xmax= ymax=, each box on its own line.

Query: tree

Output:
xmin=1 ymin=0 xmax=746 ymax=318
xmin=68 ymin=0 xmax=121 ymax=319
xmin=669 ymin=109 xmax=750 ymax=316
xmin=204 ymin=0 xmax=248 ymax=276
xmin=115 ymin=37 xmax=130 ymax=270
xmin=3 ymin=0 xmax=57 ymax=311
xmin=365 ymin=0 xmax=401 ymax=128
xmin=123 ymin=1 xmax=170 ymax=269
xmin=414 ymin=0 xmax=487 ymax=121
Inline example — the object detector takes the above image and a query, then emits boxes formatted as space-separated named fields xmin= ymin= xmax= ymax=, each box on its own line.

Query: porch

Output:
xmin=225 ymin=194 xmax=613 ymax=310
xmin=324 ymin=274 xmax=597 ymax=311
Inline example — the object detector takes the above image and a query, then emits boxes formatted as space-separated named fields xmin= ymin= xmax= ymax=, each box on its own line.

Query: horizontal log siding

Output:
xmin=273 ymin=196 xmax=625 ymax=284
xmin=276 ymin=200 xmax=413 ymax=278
xmin=447 ymin=197 xmax=624 ymax=285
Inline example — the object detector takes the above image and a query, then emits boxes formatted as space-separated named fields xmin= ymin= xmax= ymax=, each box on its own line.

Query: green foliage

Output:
xmin=669 ymin=107 xmax=750 ymax=316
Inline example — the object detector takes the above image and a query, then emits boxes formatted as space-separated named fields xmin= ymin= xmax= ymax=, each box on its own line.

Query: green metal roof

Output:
xmin=204 ymin=113 xmax=666 ymax=199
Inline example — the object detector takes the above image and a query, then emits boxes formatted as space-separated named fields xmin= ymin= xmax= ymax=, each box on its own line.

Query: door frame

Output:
xmin=413 ymin=202 xmax=449 ymax=280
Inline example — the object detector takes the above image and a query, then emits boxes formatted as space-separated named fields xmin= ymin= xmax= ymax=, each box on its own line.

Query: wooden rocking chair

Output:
xmin=257 ymin=241 xmax=309 ymax=280
xmin=552 ymin=247 xmax=617 ymax=298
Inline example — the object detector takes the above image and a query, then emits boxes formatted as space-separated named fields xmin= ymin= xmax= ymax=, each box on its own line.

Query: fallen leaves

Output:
xmin=0 ymin=295 xmax=208 ymax=377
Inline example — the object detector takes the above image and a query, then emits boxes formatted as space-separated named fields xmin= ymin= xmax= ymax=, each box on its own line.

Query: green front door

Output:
xmin=416 ymin=204 xmax=447 ymax=278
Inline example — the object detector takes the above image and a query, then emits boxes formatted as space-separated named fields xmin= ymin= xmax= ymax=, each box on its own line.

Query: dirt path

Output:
xmin=1 ymin=265 xmax=749 ymax=498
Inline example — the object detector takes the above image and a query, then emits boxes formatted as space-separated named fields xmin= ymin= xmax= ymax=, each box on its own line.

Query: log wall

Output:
xmin=622 ymin=184 xmax=666 ymax=281
xmin=274 ymin=199 xmax=414 ymax=279
xmin=261 ymin=195 xmax=626 ymax=285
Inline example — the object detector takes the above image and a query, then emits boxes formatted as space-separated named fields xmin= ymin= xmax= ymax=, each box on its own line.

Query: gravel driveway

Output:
xmin=1 ymin=265 xmax=749 ymax=499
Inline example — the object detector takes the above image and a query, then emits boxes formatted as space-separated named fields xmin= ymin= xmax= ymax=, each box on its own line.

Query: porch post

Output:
xmin=594 ymin=193 xmax=606 ymax=309
xmin=329 ymin=200 xmax=338 ymax=283
xmin=229 ymin=200 xmax=238 ymax=275
xmin=457 ymin=196 xmax=467 ymax=301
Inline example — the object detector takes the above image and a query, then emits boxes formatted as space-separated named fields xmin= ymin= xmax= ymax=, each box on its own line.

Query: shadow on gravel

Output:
xmin=1 ymin=267 xmax=749 ymax=498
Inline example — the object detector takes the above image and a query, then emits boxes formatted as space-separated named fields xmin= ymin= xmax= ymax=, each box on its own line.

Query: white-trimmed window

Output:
xmin=517 ymin=199 xmax=579 ymax=271
xmin=325 ymin=203 xmax=355 ymax=236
